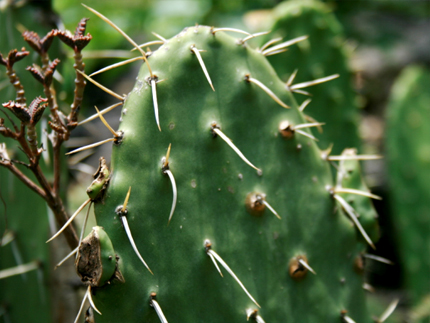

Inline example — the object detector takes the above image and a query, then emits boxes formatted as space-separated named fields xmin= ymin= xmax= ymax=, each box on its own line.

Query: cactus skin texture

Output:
xmin=260 ymin=0 xmax=361 ymax=155
xmin=386 ymin=65 xmax=430 ymax=320
xmin=78 ymin=24 xmax=380 ymax=322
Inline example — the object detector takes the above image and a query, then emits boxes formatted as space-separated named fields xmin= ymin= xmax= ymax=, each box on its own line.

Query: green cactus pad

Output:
xmin=260 ymin=0 xmax=361 ymax=155
xmin=86 ymin=25 xmax=376 ymax=322
xmin=386 ymin=65 xmax=430 ymax=310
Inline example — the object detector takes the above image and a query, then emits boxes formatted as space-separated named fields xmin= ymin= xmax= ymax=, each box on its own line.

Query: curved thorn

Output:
xmin=94 ymin=106 xmax=121 ymax=137
xmin=262 ymin=200 xmax=281 ymax=220
xmin=0 ymin=261 xmax=39 ymax=279
xmin=292 ymin=89 xmax=312 ymax=96
xmin=363 ymin=282 xmax=375 ymax=293
xmin=78 ymin=102 xmax=123 ymax=126
xmin=334 ymin=188 xmax=382 ymax=200
xmin=211 ymin=27 xmax=251 ymax=36
xmin=246 ymin=75 xmax=289 ymax=108
xmin=65 ymin=138 xmax=117 ymax=155
xmin=208 ymin=251 xmax=223 ymax=277
xmin=362 ymin=253 xmax=394 ymax=265
xmin=81 ymin=4 xmax=153 ymax=77
xmin=334 ymin=194 xmax=375 ymax=250
xmin=190 ymin=45 xmax=214 ymax=91
xmin=327 ymin=154 xmax=383 ymax=161
xmin=290 ymin=74 xmax=340 ymax=90
xmin=213 ymin=128 xmax=260 ymax=172
xmin=76 ymin=70 xmax=125 ymax=101
xmin=151 ymin=78 xmax=161 ymax=131
xmin=152 ymin=32 xmax=167 ymax=42
xmin=121 ymin=216 xmax=153 ymax=274
xmin=262 ymin=35 xmax=308 ymax=56
xmin=132 ymin=40 xmax=164 ymax=52
xmin=241 ymin=30 xmax=271 ymax=43
xmin=294 ymin=122 xmax=325 ymax=130
xmin=342 ymin=315 xmax=356 ymax=323
xmin=207 ymin=249 xmax=260 ymax=308
xmin=78 ymin=49 xmax=133 ymax=59
xmin=46 ymin=198 xmax=91 ymax=242
xmin=74 ymin=289 xmax=88 ymax=323
xmin=295 ymin=129 xmax=318 ymax=141
xmin=164 ymin=143 xmax=172 ymax=168
xmin=122 ymin=186 xmax=132 ymax=213
xmin=1 ymin=230 xmax=14 ymax=247
xmin=165 ymin=170 xmax=177 ymax=226
xmin=259 ymin=37 xmax=282 ymax=52
xmin=298 ymin=258 xmax=316 ymax=275
xmin=264 ymin=48 xmax=288 ymax=57
xmin=378 ymin=299 xmax=399 ymax=323
xmin=151 ymin=299 xmax=169 ymax=323
xmin=87 ymin=286 xmax=102 ymax=315
xmin=298 ymin=99 xmax=312 ymax=112
xmin=286 ymin=69 xmax=298 ymax=87
xmin=55 ymin=247 xmax=78 ymax=269
xmin=89 ymin=57 xmax=144 ymax=76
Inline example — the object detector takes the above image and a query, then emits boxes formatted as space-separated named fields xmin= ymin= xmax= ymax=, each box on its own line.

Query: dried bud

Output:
xmin=23 ymin=30 xmax=56 ymax=54
xmin=28 ymin=97 xmax=48 ymax=125
xmin=2 ymin=101 xmax=31 ymax=124
xmin=74 ymin=34 xmax=92 ymax=51
xmin=22 ymin=31 xmax=42 ymax=53
xmin=53 ymin=30 xmax=75 ymax=49
xmin=53 ymin=19 xmax=92 ymax=52
xmin=1 ymin=49 xmax=30 ymax=68
xmin=44 ymin=58 xmax=61 ymax=86
xmin=75 ymin=226 xmax=119 ymax=287
xmin=75 ymin=18 xmax=90 ymax=37
xmin=27 ymin=65 xmax=45 ymax=84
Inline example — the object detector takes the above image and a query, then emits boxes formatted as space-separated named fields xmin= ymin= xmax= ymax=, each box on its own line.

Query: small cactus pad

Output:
xmin=261 ymin=0 xmax=361 ymax=154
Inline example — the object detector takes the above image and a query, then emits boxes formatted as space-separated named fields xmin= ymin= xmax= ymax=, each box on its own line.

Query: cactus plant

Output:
xmin=386 ymin=65 xmax=430 ymax=322
xmin=56 ymin=6 xmax=385 ymax=322
xmin=258 ymin=0 xmax=361 ymax=155
xmin=0 ymin=3 xmax=396 ymax=322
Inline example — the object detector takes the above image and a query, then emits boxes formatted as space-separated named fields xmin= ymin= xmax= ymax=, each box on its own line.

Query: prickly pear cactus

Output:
xmin=75 ymin=17 xmax=380 ymax=322
xmin=386 ymin=65 xmax=430 ymax=319
xmin=259 ymin=0 xmax=361 ymax=155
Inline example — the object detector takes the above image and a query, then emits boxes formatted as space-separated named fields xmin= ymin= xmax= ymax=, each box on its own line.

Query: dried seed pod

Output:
xmin=75 ymin=226 xmax=119 ymax=287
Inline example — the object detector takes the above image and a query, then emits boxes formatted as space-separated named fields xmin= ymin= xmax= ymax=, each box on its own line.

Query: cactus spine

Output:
xmin=69 ymin=9 xmax=382 ymax=321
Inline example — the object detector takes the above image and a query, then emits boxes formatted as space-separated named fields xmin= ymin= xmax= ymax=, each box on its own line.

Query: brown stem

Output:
xmin=41 ymin=52 xmax=50 ymax=72
xmin=31 ymin=164 xmax=78 ymax=249
xmin=68 ymin=50 xmax=86 ymax=126
xmin=53 ymin=136 xmax=63 ymax=196
xmin=6 ymin=67 xmax=26 ymax=106
xmin=43 ymin=84 xmax=62 ymax=128
xmin=11 ymin=129 xmax=79 ymax=249
xmin=0 ymin=160 xmax=46 ymax=199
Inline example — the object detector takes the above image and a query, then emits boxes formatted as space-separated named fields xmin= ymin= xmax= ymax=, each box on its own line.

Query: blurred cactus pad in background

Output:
xmin=386 ymin=65 xmax=430 ymax=323
xmin=1 ymin=0 xmax=430 ymax=322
